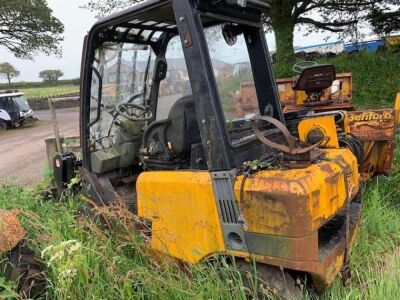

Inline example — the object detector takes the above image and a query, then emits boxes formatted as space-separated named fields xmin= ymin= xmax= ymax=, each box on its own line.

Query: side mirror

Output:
xmin=155 ymin=58 xmax=168 ymax=81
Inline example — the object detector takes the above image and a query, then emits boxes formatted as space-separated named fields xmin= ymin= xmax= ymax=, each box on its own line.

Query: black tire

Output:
xmin=0 ymin=120 xmax=8 ymax=131
xmin=236 ymin=260 xmax=302 ymax=300
xmin=4 ymin=239 xmax=45 ymax=299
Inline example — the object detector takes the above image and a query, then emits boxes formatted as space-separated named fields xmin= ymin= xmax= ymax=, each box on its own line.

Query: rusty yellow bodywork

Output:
xmin=275 ymin=68 xmax=399 ymax=179
xmin=277 ymin=72 xmax=353 ymax=112
xmin=298 ymin=115 xmax=340 ymax=148
xmin=137 ymin=171 xmax=225 ymax=264
xmin=137 ymin=148 xmax=360 ymax=290
xmin=234 ymin=148 xmax=359 ymax=238
xmin=348 ymin=109 xmax=398 ymax=178
xmin=0 ymin=210 xmax=26 ymax=253
xmin=229 ymin=148 xmax=360 ymax=290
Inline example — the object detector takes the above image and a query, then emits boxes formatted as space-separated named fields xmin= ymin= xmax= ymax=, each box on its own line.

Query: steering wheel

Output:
xmin=251 ymin=115 xmax=326 ymax=155
xmin=292 ymin=61 xmax=318 ymax=74
xmin=115 ymin=103 xmax=153 ymax=121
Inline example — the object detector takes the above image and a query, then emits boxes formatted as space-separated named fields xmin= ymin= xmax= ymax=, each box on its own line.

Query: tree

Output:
xmin=39 ymin=69 xmax=64 ymax=83
xmin=84 ymin=0 xmax=397 ymax=76
xmin=0 ymin=62 xmax=20 ymax=85
xmin=368 ymin=5 xmax=400 ymax=36
xmin=0 ymin=0 xmax=64 ymax=59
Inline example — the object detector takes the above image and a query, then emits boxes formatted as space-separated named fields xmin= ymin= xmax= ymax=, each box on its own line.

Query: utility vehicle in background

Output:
xmin=0 ymin=91 xmax=37 ymax=130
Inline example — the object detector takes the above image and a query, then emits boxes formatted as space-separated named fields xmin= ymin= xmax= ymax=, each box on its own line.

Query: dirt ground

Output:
xmin=0 ymin=108 xmax=79 ymax=187
xmin=0 ymin=94 xmax=184 ymax=187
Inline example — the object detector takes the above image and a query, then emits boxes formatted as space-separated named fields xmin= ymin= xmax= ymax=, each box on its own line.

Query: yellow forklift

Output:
xmin=54 ymin=0 xmax=364 ymax=298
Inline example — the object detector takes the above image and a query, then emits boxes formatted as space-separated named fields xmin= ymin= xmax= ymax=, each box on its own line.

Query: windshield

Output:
xmin=13 ymin=95 xmax=30 ymax=111
xmin=90 ymin=42 xmax=155 ymax=150
xmin=205 ymin=24 xmax=260 ymax=134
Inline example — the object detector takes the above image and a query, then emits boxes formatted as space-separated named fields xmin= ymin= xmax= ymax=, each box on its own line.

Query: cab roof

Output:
xmin=0 ymin=92 xmax=25 ymax=98
xmin=89 ymin=0 xmax=267 ymax=48
xmin=92 ymin=0 xmax=268 ymax=32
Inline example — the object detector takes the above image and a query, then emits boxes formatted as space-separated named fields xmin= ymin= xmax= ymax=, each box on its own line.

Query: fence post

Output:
xmin=48 ymin=98 xmax=63 ymax=154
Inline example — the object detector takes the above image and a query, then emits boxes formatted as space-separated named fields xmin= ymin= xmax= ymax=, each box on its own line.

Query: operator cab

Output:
xmin=81 ymin=0 xmax=297 ymax=206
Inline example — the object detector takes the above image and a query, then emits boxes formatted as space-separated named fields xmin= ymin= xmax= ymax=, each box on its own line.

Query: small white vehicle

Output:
xmin=0 ymin=91 xmax=37 ymax=130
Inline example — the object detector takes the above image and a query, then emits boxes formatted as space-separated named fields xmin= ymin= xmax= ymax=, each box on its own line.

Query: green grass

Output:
xmin=0 ymin=187 xmax=247 ymax=299
xmin=1 ymin=137 xmax=400 ymax=299
xmin=318 ymin=138 xmax=400 ymax=299
xmin=0 ymin=170 xmax=246 ymax=299
xmin=20 ymin=85 xmax=79 ymax=99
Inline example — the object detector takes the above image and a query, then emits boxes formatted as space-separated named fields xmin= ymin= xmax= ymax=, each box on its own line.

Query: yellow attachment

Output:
xmin=342 ymin=111 xmax=351 ymax=134
xmin=395 ymin=93 xmax=400 ymax=125
xmin=276 ymin=73 xmax=353 ymax=106
xmin=234 ymin=148 xmax=359 ymax=237
xmin=137 ymin=171 xmax=225 ymax=264
xmin=386 ymin=35 xmax=400 ymax=46
xmin=298 ymin=116 xmax=339 ymax=148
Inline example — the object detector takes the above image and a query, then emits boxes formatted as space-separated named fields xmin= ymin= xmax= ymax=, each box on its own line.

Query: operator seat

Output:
xmin=141 ymin=95 xmax=201 ymax=167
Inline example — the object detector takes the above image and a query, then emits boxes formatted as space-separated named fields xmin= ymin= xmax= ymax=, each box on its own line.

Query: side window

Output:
xmin=0 ymin=97 xmax=12 ymax=111
xmin=90 ymin=42 xmax=155 ymax=150
xmin=157 ymin=36 xmax=192 ymax=120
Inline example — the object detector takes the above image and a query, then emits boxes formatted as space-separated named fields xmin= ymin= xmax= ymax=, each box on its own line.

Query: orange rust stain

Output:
xmin=0 ymin=210 xmax=26 ymax=253
xmin=235 ymin=148 xmax=359 ymax=238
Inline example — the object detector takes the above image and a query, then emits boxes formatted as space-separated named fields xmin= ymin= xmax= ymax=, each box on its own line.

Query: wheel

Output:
xmin=236 ymin=259 xmax=302 ymax=300
xmin=0 ymin=120 xmax=8 ymax=131
xmin=4 ymin=239 xmax=45 ymax=298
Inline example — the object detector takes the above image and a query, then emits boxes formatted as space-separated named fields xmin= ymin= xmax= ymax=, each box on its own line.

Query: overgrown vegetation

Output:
xmin=0 ymin=136 xmax=399 ymax=299
xmin=0 ymin=184 xmax=247 ymax=299
xmin=320 ymin=136 xmax=400 ymax=299
xmin=318 ymin=49 xmax=400 ymax=109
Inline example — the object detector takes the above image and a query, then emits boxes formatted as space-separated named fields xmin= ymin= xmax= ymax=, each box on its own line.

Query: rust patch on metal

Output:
xmin=347 ymin=110 xmax=397 ymax=176
xmin=248 ymin=202 xmax=362 ymax=292
xmin=0 ymin=210 xmax=26 ymax=253
xmin=348 ymin=109 xmax=396 ymax=142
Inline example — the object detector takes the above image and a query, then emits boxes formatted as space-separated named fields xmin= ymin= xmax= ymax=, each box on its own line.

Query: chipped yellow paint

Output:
xmin=234 ymin=148 xmax=359 ymax=237
xmin=343 ymin=112 xmax=352 ymax=134
xmin=137 ymin=171 xmax=225 ymax=264
xmin=298 ymin=115 xmax=339 ymax=148
xmin=277 ymin=73 xmax=353 ymax=106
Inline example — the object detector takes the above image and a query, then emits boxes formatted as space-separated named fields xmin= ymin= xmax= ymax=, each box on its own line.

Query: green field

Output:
xmin=20 ymin=85 xmax=79 ymax=99
xmin=1 ymin=51 xmax=400 ymax=299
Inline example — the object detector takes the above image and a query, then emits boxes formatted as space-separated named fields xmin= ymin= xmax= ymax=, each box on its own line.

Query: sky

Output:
xmin=0 ymin=0 xmax=97 ymax=83
xmin=0 ymin=1 xmax=361 ymax=83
